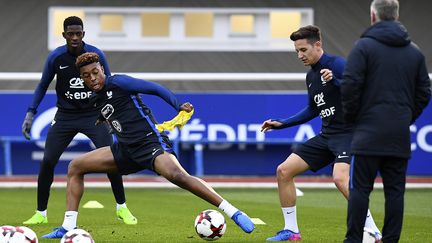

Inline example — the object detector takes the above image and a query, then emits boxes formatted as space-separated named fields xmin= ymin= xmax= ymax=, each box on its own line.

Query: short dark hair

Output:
xmin=63 ymin=16 xmax=84 ymax=31
xmin=76 ymin=52 xmax=99 ymax=69
xmin=290 ymin=25 xmax=321 ymax=44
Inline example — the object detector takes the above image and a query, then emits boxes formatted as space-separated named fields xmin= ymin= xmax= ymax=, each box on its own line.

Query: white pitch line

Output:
xmin=0 ymin=182 xmax=431 ymax=188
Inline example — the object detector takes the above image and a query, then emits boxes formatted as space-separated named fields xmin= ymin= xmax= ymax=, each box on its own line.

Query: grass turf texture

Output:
xmin=0 ymin=188 xmax=431 ymax=242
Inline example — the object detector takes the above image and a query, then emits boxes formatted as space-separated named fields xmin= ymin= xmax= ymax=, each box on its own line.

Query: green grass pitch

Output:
xmin=0 ymin=188 xmax=431 ymax=242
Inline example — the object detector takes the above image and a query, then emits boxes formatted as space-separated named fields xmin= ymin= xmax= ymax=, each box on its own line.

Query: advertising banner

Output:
xmin=0 ymin=92 xmax=430 ymax=175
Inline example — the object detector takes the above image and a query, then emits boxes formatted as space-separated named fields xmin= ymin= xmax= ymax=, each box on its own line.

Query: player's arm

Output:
xmin=411 ymin=54 xmax=431 ymax=124
xmin=22 ymin=55 xmax=56 ymax=139
xmin=95 ymin=49 xmax=112 ymax=76
xmin=341 ymin=41 xmax=367 ymax=123
xmin=329 ymin=57 xmax=345 ymax=86
xmin=261 ymin=104 xmax=318 ymax=132
xmin=113 ymin=75 xmax=181 ymax=111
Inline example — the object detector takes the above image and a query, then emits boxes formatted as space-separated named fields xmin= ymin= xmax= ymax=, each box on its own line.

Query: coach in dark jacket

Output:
xmin=341 ymin=0 xmax=431 ymax=242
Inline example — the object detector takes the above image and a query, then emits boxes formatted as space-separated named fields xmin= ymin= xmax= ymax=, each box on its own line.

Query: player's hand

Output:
xmin=180 ymin=102 xmax=194 ymax=113
xmin=261 ymin=119 xmax=283 ymax=132
xmin=320 ymin=68 xmax=333 ymax=82
xmin=22 ymin=111 xmax=34 ymax=140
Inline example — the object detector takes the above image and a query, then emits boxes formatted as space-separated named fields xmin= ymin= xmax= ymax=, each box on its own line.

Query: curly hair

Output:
xmin=290 ymin=25 xmax=321 ymax=44
xmin=76 ymin=52 xmax=99 ymax=69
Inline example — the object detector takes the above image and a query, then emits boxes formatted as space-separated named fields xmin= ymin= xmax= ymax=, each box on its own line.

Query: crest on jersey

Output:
xmin=101 ymin=104 xmax=114 ymax=119
xmin=111 ymin=120 xmax=122 ymax=132
xmin=314 ymin=92 xmax=326 ymax=107
xmin=107 ymin=91 xmax=113 ymax=99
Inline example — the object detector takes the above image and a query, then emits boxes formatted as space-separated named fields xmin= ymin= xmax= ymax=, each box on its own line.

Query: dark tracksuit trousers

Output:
xmin=345 ymin=155 xmax=408 ymax=243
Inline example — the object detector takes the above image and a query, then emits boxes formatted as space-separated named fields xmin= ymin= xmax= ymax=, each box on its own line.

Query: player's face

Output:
xmin=80 ymin=62 xmax=106 ymax=92
xmin=62 ymin=25 xmax=85 ymax=49
xmin=294 ymin=39 xmax=322 ymax=66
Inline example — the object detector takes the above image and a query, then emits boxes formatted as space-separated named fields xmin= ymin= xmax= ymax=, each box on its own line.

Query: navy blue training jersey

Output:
xmin=91 ymin=75 xmax=181 ymax=145
xmin=275 ymin=53 xmax=352 ymax=135
xmin=28 ymin=42 xmax=111 ymax=114
xmin=306 ymin=53 xmax=352 ymax=134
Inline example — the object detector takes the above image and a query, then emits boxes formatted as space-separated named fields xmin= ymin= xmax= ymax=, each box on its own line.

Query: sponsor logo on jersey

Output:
xmin=111 ymin=120 xmax=122 ymax=132
xmin=314 ymin=92 xmax=326 ymax=107
xmin=59 ymin=65 xmax=69 ymax=69
xmin=319 ymin=106 xmax=336 ymax=118
xmin=65 ymin=91 xmax=92 ymax=100
xmin=69 ymin=77 xmax=85 ymax=89
xmin=101 ymin=104 xmax=114 ymax=119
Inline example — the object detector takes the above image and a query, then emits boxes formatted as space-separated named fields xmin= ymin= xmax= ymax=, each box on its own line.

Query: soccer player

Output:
xmin=341 ymin=0 xmax=431 ymax=242
xmin=42 ymin=52 xmax=255 ymax=238
xmin=261 ymin=25 xmax=381 ymax=241
xmin=21 ymin=16 xmax=137 ymax=225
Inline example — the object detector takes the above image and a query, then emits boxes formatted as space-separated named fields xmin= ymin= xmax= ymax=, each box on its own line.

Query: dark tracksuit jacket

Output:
xmin=341 ymin=21 xmax=431 ymax=159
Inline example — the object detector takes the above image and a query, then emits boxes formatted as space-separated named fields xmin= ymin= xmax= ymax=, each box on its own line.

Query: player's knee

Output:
xmin=167 ymin=171 xmax=189 ymax=186
xmin=67 ymin=159 xmax=83 ymax=177
xmin=41 ymin=155 xmax=59 ymax=168
xmin=333 ymin=173 xmax=348 ymax=188
xmin=276 ymin=164 xmax=294 ymax=181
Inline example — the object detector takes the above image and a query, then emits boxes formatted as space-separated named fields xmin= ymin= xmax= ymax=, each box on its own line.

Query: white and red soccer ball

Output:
xmin=194 ymin=209 xmax=226 ymax=241
xmin=0 ymin=225 xmax=38 ymax=243
xmin=60 ymin=228 xmax=94 ymax=243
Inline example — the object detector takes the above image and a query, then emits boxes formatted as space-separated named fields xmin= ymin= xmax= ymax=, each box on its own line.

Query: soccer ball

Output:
xmin=8 ymin=226 xmax=38 ymax=243
xmin=362 ymin=227 xmax=377 ymax=243
xmin=194 ymin=209 xmax=226 ymax=241
xmin=0 ymin=226 xmax=12 ymax=242
xmin=0 ymin=226 xmax=15 ymax=242
xmin=60 ymin=229 xmax=94 ymax=243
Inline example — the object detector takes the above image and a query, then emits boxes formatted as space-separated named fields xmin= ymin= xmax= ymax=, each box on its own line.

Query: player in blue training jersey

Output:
xmin=261 ymin=26 xmax=381 ymax=241
xmin=21 ymin=16 xmax=136 ymax=225
xmin=42 ymin=52 xmax=255 ymax=239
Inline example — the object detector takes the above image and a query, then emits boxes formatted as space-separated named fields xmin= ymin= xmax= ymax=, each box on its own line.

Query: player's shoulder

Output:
xmin=326 ymin=53 xmax=345 ymax=65
xmin=83 ymin=42 xmax=105 ymax=55
xmin=108 ymin=74 xmax=129 ymax=86
xmin=323 ymin=53 xmax=346 ymax=71
xmin=47 ymin=45 xmax=68 ymax=61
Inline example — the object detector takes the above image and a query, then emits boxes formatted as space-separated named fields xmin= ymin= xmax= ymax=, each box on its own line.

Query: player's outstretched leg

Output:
xmin=266 ymin=154 xmax=307 ymax=241
xmin=154 ymin=153 xmax=255 ymax=233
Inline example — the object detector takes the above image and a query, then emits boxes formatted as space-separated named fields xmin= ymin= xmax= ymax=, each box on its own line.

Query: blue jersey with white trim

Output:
xmin=27 ymin=42 xmax=111 ymax=114
xmin=91 ymin=74 xmax=181 ymax=145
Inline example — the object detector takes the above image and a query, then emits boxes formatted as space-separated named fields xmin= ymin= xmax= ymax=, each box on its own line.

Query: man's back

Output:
xmin=342 ymin=21 xmax=431 ymax=158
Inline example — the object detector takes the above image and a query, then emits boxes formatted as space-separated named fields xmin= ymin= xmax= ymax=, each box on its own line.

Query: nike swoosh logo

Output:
xmin=286 ymin=211 xmax=294 ymax=214
xmin=59 ymin=65 xmax=69 ymax=69
xmin=308 ymin=83 xmax=312 ymax=88
xmin=152 ymin=148 xmax=161 ymax=156
xmin=337 ymin=155 xmax=349 ymax=159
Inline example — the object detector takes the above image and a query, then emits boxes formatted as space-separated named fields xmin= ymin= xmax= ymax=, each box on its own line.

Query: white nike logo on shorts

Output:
xmin=152 ymin=148 xmax=161 ymax=156
xmin=337 ymin=155 xmax=349 ymax=159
